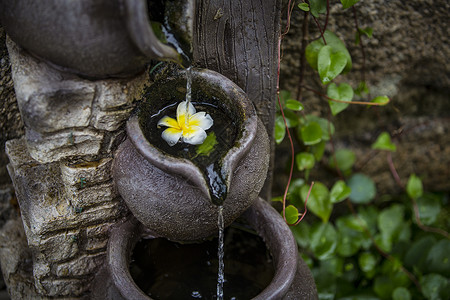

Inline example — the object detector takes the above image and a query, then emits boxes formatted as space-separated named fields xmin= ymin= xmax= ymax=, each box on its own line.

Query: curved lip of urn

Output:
xmin=126 ymin=68 xmax=258 ymax=202
xmin=107 ymin=198 xmax=298 ymax=300
xmin=123 ymin=0 xmax=186 ymax=65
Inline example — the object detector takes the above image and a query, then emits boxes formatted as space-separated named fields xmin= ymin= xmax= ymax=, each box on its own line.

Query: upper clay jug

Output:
xmin=112 ymin=68 xmax=270 ymax=241
xmin=0 ymin=0 xmax=193 ymax=78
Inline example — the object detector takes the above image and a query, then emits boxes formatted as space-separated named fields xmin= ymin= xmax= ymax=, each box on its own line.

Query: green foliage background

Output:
xmin=274 ymin=1 xmax=450 ymax=299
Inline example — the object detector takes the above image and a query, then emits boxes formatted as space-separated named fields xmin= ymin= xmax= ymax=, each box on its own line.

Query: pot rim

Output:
xmin=107 ymin=197 xmax=298 ymax=299
xmin=123 ymin=0 xmax=182 ymax=64
xmin=126 ymin=68 xmax=258 ymax=201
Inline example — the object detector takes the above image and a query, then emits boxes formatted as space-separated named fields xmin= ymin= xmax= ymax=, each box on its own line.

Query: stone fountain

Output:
xmin=0 ymin=0 xmax=318 ymax=299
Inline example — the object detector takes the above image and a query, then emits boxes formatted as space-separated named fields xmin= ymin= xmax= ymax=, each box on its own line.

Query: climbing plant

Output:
xmin=273 ymin=1 xmax=450 ymax=299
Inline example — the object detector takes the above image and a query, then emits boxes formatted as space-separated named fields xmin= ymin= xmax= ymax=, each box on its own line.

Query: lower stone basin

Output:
xmin=92 ymin=198 xmax=318 ymax=299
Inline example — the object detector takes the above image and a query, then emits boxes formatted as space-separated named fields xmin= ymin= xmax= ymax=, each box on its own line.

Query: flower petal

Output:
xmin=177 ymin=101 xmax=196 ymax=120
xmin=161 ymin=128 xmax=182 ymax=146
xmin=158 ymin=116 xmax=179 ymax=129
xmin=189 ymin=112 xmax=213 ymax=130
xmin=182 ymin=126 xmax=207 ymax=145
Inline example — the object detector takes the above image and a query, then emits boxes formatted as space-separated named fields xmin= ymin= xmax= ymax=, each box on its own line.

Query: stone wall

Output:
xmin=1 ymin=39 xmax=149 ymax=298
xmin=275 ymin=0 xmax=450 ymax=194
xmin=0 ymin=27 xmax=23 ymax=187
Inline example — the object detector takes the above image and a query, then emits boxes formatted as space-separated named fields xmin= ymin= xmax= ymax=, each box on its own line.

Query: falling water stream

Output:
xmin=185 ymin=66 xmax=193 ymax=124
xmin=187 ymin=67 xmax=225 ymax=299
xmin=216 ymin=206 xmax=225 ymax=300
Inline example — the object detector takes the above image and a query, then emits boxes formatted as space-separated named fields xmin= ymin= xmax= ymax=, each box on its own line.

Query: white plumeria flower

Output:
xmin=158 ymin=101 xmax=213 ymax=146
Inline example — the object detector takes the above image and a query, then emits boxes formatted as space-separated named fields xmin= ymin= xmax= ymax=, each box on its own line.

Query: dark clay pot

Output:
xmin=92 ymin=198 xmax=318 ymax=299
xmin=0 ymin=0 xmax=191 ymax=78
xmin=113 ymin=68 xmax=270 ymax=241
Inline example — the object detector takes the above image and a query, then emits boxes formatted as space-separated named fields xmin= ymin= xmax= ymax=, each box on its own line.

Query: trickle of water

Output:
xmin=216 ymin=206 xmax=225 ymax=300
xmin=185 ymin=66 xmax=193 ymax=125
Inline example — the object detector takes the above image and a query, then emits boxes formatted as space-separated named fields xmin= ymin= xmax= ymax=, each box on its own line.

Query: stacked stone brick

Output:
xmin=3 ymin=39 xmax=149 ymax=298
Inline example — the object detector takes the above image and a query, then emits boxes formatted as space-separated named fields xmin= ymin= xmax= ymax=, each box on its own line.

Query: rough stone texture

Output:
xmin=54 ymin=253 xmax=105 ymax=277
xmin=1 ymin=37 xmax=149 ymax=298
xmin=25 ymin=128 xmax=104 ymax=163
xmin=0 ymin=27 xmax=24 ymax=186
xmin=5 ymin=137 xmax=126 ymax=298
xmin=0 ymin=218 xmax=46 ymax=299
xmin=85 ymin=222 xmax=115 ymax=252
xmin=275 ymin=0 xmax=450 ymax=194
xmin=60 ymin=158 xmax=113 ymax=187
xmin=6 ymin=37 xmax=149 ymax=164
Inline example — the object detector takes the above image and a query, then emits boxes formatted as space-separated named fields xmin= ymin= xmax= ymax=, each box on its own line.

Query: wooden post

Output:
xmin=193 ymin=0 xmax=282 ymax=200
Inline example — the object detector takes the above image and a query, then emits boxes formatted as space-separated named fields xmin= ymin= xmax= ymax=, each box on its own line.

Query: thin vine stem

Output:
xmin=323 ymin=0 xmax=330 ymax=32
xmin=386 ymin=152 xmax=450 ymax=239
xmin=289 ymin=182 xmax=314 ymax=226
xmin=312 ymin=16 xmax=326 ymax=45
xmin=277 ymin=0 xmax=310 ymax=226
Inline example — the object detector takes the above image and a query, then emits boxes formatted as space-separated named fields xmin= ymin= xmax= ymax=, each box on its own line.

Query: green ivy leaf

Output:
xmin=359 ymin=27 xmax=373 ymax=38
xmin=330 ymin=180 xmax=351 ymax=203
xmin=300 ymin=121 xmax=323 ymax=145
xmin=285 ymin=205 xmax=299 ymax=225
xmin=336 ymin=218 xmax=364 ymax=257
xmin=329 ymin=149 xmax=356 ymax=172
xmin=358 ymin=206 xmax=378 ymax=237
xmin=426 ymin=239 xmax=450 ymax=277
xmin=371 ymin=132 xmax=397 ymax=152
xmin=320 ymin=257 xmax=344 ymax=277
xmin=290 ymin=221 xmax=310 ymax=248
xmin=271 ymin=195 xmax=283 ymax=203
xmin=285 ymin=99 xmax=304 ymax=111
xmin=355 ymin=25 xmax=374 ymax=49
xmin=304 ymin=115 xmax=335 ymax=141
xmin=309 ymin=0 xmax=327 ymax=17
xmin=420 ymin=273 xmax=450 ymax=300
xmin=301 ymin=182 xmax=332 ymax=223
xmin=370 ymin=95 xmax=390 ymax=105
xmin=416 ymin=193 xmax=442 ymax=225
xmin=311 ymin=141 xmax=326 ymax=161
xmin=274 ymin=115 xmax=286 ymax=144
xmin=296 ymin=152 xmax=315 ymax=171
xmin=340 ymin=0 xmax=360 ymax=9
xmin=309 ymin=223 xmax=337 ymax=260
xmin=358 ymin=252 xmax=377 ymax=273
xmin=318 ymin=45 xmax=348 ymax=84
xmin=392 ymin=287 xmax=411 ymax=300
xmin=377 ymin=204 xmax=405 ymax=251
xmin=196 ymin=132 xmax=218 ymax=157
xmin=348 ymin=173 xmax=376 ymax=204
xmin=305 ymin=31 xmax=352 ymax=73
xmin=284 ymin=109 xmax=300 ymax=128
xmin=298 ymin=2 xmax=310 ymax=12
xmin=404 ymin=236 xmax=437 ymax=273
xmin=327 ymin=82 xmax=354 ymax=115
xmin=355 ymin=81 xmax=370 ymax=96
xmin=287 ymin=178 xmax=305 ymax=207
xmin=374 ymin=275 xmax=396 ymax=299
xmin=406 ymin=174 xmax=423 ymax=200
xmin=305 ymin=40 xmax=323 ymax=71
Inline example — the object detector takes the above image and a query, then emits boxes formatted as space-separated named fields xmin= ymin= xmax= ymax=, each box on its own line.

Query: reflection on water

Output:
xmin=130 ymin=224 xmax=275 ymax=299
